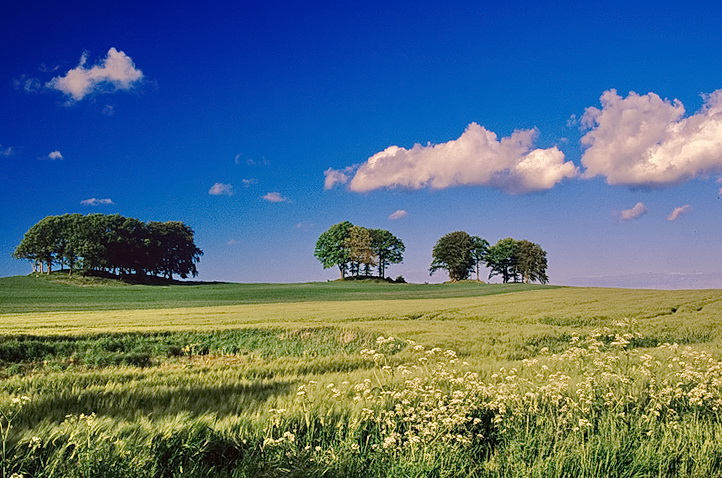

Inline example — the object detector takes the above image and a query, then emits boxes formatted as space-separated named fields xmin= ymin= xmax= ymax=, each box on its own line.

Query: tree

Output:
xmin=147 ymin=221 xmax=203 ymax=279
xmin=515 ymin=239 xmax=549 ymax=284
xmin=13 ymin=216 xmax=63 ymax=274
xmin=470 ymin=235 xmax=490 ymax=281
xmin=485 ymin=238 xmax=519 ymax=283
xmin=370 ymin=229 xmax=405 ymax=279
xmin=486 ymin=238 xmax=549 ymax=284
xmin=314 ymin=221 xmax=353 ymax=278
xmin=429 ymin=231 xmax=476 ymax=281
xmin=345 ymin=225 xmax=376 ymax=277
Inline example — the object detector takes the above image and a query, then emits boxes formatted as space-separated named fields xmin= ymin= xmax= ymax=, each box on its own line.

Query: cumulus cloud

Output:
xmin=581 ymin=89 xmax=722 ymax=187
xmin=327 ymin=123 xmax=577 ymax=194
xmin=208 ymin=183 xmax=235 ymax=196
xmin=47 ymin=150 xmax=63 ymax=160
xmin=80 ymin=198 xmax=114 ymax=206
xmin=388 ymin=210 xmax=408 ymax=220
xmin=667 ymin=204 xmax=692 ymax=221
xmin=617 ymin=202 xmax=648 ymax=221
xmin=46 ymin=48 xmax=143 ymax=101
xmin=262 ymin=192 xmax=290 ymax=203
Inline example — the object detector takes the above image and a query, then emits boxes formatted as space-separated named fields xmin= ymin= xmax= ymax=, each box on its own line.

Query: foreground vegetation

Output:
xmin=2 ymin=277 xmax=722 ymax=476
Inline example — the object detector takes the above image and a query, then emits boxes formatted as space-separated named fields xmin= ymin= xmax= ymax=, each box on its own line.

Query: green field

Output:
xmin=2 ymin=275 xmax=722 ymax=477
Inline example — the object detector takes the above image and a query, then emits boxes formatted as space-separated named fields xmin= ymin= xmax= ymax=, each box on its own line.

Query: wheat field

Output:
xmin=2 ymin=276 xmax=722 ymax=477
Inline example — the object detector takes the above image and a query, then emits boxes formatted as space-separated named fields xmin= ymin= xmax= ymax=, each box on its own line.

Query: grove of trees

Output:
xmin=314 ymin=222 xmax=405 ymax=279
xmin=430 ymin=231 xmax=549 ymax=284
xmin=13 ymin=214 xmax=203 ymax=280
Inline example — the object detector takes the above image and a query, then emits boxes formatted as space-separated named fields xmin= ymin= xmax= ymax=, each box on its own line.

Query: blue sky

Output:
xmin=3 ymin=0 xmax=722 ymax=288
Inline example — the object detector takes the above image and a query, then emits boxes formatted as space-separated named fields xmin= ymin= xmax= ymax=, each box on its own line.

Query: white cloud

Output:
xmin=237 ymin=154 xmax=269 ymax=166
xmin=80 ymin=198 xmax=114 ymax=206
xmin=227 ymin=239 xmax=240 ymax=245
xmin=0 ymin=146 xmax=14 ymax=157
xmin=208 ymin=183 xmax=234 ymax=196
xmin=241 ymin=178 xmax=258 ymax=187
xmin=330 ymin=123 xmax=577 ymax=194
xmin=617 ymin=202 xmax=648 ymax=221
xmin=13 ymin=75 xmax=42 ymax=93
xmin=323 ymin=166 xmax=354 ymax=190
xmin=102 ymin=105 xmax=115 ymax=116
xmin=46 ymin=48 xmax=143 ymax=101
xmin=667 ymin=204 xmax=692 ymax=221
xmin=581 ymin=89 xmax=722 ymax=186
xmin=48 ymin=150 xmax=63 ymax=160
xmin=262 ymin=192 xmax=290 ymax=203
xmin=295 ymin=222 xmax=313 ymax=231
xmin=388 ymin=210 xmax=408 ymax=220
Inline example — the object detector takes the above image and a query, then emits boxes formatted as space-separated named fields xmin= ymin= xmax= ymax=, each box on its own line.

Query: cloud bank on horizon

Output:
xmin=326 ymin=89 xmax=722 ymax=195
xmin=46 ymin=48 xmax=143 ymax=101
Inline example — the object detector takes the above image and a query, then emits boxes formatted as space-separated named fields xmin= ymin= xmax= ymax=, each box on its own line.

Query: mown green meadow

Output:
xmin=2 ymin=275 xmax=722 ymax=477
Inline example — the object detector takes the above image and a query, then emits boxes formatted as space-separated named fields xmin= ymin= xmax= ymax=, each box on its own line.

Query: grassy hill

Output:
xmin=0 ymin=273 xmax=555 ymax=314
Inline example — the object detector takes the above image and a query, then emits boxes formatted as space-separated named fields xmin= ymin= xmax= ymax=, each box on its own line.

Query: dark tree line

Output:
xmin=13 ymin=214 xmax=203 ymax=279
xmin=314 ymin=222 xmax=405 ymax=279
xmin=430 ymin=231 xmax=549 ymax=284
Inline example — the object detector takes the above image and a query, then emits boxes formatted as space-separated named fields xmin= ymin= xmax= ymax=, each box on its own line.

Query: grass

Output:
xmin=0 ymin=274 xmax=555 ymax=314
xmin=2 ymin=275 xmax=722 ymax=476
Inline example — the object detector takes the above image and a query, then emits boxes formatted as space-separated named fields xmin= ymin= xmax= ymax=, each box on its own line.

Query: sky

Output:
xmin=2 ymin=0 xmax=722 ymax=288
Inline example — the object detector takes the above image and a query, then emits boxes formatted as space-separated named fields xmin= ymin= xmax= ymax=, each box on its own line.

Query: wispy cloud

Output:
xmin=326 ymin=123 xmax=577 ymax=194
xmin=12 ymin=75 xmax=42 ymax=94
xmin=235 ymin=153 xmax=269 ymax=166
xmin=208 ymin=183 xmax=234 ymax=196
xmin=47 ymin=150 xmax=63 ymax=160
xmin=241 ymin=178 xmax=258 ymax=187
xmin=617 ymin=202 xmax=648 ymax=221
xmin=323 ymin=166 xmax=354 ymax=190
xmin=0 ymin=146 xmax=14 ymax=157
xmin=81 ymin=198 xmax=114 ymax=206
xmin=262 ymin=192 xmax=290 ymax=203
xmin=388 ymin=210 xmax=408 ymax=220
xmin=581 ymin=89 xmax=722 ymax=187
xmin=295 ymin=222 xmax=314 ymax=231
xmin=46 ymin=48 xmax=143 ymax=101
xmin=227 ymin=239 xmax=240 ymax=246
xmin=667 ymin=204 xmax=692 ymax=221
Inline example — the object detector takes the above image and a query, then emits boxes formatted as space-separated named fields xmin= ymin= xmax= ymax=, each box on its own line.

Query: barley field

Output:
xmin=2 ymin=275 xmax=722 ymax=477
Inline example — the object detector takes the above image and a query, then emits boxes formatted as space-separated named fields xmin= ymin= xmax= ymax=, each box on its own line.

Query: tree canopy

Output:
xmin=314 ymin=222 xmax=405 ymax=279
xmin=429 ymin=231 xmax=476 ymax=281
xmin=486 ymin=237 xmax=549 ymax=284
xmin=430 ymin=232 xmax=549 ymax=284
xmin=13 ymin=214 xmax=203 ymax=280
